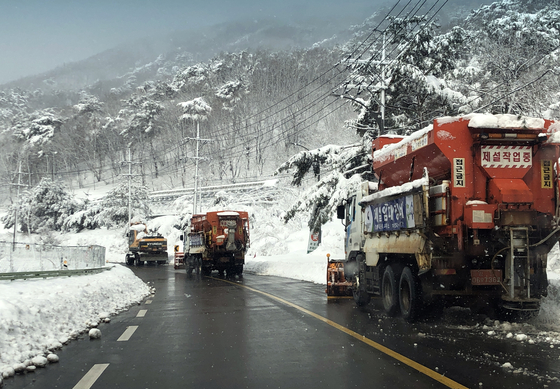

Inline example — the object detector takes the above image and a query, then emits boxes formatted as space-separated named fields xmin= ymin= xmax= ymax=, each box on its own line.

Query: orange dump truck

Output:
xmin=336 ymin=114 xmax=560 ymax=321
xmin=183 ymin=211 xmax=250 ymax=277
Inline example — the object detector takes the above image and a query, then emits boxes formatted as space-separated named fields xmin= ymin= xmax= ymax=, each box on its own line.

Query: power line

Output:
xmin=31 ymin=0 xmax=448 ymax=184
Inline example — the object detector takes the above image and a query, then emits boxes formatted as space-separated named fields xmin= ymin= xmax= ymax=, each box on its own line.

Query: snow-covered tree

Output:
xmin=215 ymin=79 xmax=248 ymax=111
xmin=119 ymin=94 xmax=164 ymax=138
xmin=62 ymin=201 xmax=102 ymax=232
xmin=457 ymin=1 xmax=560 ymax=115
xmin=277 ymin=141 xmax=372 ymax=231
xmin=2 ymin=178 xmax=78 ymax=233
xmin=178 ymin=97 xmax=212 ymax=122
xmin=10 ymin=109 xmax=63 ymax=152
xmin=96 ymin=182 xmax=152 ymax=228
xmin=342 ymin=16 xmax=467 ymax=136
xmin=63 ymin=183 xmax=152 ymax=231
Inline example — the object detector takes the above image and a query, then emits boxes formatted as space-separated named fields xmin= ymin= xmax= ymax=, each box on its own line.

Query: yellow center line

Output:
xmin=215 ymin=277 xmax=468 ymax=389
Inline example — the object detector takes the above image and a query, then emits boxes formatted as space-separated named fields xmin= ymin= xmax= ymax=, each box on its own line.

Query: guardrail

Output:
xmin=0 ymin=267 xmax=110 ymax=281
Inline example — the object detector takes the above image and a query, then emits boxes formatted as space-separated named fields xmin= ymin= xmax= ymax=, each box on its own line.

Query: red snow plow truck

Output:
xmin=333 ymin=114 xmax=560 ymax=321
xmin=182 ymin=211 xmax=250 ymax=277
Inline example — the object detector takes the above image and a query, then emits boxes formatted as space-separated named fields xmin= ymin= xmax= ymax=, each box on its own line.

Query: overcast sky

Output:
xmin=0 ymin=0 xmax=382 ymax=85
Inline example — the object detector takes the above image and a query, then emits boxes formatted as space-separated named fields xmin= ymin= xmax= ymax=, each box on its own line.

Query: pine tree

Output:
xmin=342 ymin=16 xmax=467 ymax=136
xmin=2 ymin=178 xmax=77 ymax=233
xmin=96 ymin=182 xmax=152 ymax=228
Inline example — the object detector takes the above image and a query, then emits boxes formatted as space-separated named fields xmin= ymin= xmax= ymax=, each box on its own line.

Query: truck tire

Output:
xmin=235 ymin=265 xmax=243 ymax=276
xmin=353 ymin=255 xmax=370 ymax=307
xmin=382 ymin=265 xmax=399 ymax=316
xmin=126 ymin=255 xmax=135 ymax=266
xmin=399 ymin=267 xmax=421 ymax=322
xmin=353 ymin=274 xmax=371 ymax=306
xmin=185 ymin=256 xmax=194 ymax=277
xmin=201 ymin=265 xmax=211 ymax=276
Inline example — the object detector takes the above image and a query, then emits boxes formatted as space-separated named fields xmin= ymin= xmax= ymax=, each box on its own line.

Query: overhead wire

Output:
xmin=407 ymin=11 xmax=560 ymax=128
xmin=190 ymin=0 xmax=435 ymax=161
xmin=149 ymin=1 xmax=423 ymax=158
xmin=50 ymin=2 xmax=413 ymax=179
xmin=48 ymin=0 xmax=448 ymax=182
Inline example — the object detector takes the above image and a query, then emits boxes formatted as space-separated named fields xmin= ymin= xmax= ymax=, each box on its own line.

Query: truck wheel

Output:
xmin=126 ymin=255 xmax=134 ymax=266
xmin=382 ymin=265 xmax=399 ymax=316
xmin=353 ymin=274 xmax=371 ymax=306
xmin=399 ymin=267 xmax=421 ymax=322
xmin=201 ymin=266 xmax=211 ymax=276
xmin=235 ymin=265 xmax=243 ymax=277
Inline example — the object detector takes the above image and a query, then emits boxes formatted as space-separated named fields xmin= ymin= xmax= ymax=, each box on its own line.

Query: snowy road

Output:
xmin=4 ymin=264 xmax=560 ymax=388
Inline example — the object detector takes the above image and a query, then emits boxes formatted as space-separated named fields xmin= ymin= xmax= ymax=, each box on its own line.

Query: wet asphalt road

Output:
xmin=4 ymin=264 xmax=560 ymax=389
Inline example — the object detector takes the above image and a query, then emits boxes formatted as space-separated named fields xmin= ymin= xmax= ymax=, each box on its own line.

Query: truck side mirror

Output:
xmin=336 ymin=205 xmax=345 ymax=220
xmin=179 ymin=235 xmax=184 ymax=241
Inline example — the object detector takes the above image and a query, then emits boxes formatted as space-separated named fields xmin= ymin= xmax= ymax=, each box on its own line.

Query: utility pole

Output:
xmin=184 ymin=120 xmax=212 ymax=215
xmin=178 ymin=97 xmax=213 ymax=214
xmin=194 ymin=121 xmax=200 ymax=214
xmin=121 ymin=147 xmax=141 ymax=226
xmin=11 ymin=160 xmax=28 ymax=253
xmin=380 ymin=30 xmax=386 ymax=133
xmin=51 ymin=152 xmax=57 ymax=181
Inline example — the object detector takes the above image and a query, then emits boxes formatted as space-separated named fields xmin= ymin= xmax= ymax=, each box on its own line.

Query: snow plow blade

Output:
xmin=326 ymin=254 xmax=352 ymax=299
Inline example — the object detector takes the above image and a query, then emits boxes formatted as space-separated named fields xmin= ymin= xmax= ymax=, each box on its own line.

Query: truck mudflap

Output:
xmin=326 ymin=254 xmax=353 ymax=298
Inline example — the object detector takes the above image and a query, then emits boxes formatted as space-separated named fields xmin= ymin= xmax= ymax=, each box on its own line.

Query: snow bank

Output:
xmin=0 ymin=265 xmax=150 ymax=376
xmin=245 ymin=219 xmax=346 ymax=285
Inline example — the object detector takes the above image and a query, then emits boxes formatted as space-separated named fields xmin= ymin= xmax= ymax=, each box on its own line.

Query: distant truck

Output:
xmin=182 ymin=211 xmax=250 ymax=277
xmin=336 ymin=114 xmax=560 ymax=321
xmin=126 ymin=222 xmax=168 ymax=266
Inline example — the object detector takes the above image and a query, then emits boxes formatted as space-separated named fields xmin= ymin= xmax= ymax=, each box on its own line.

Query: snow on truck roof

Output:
xmin=130 ymin=224 xmax=147 ymax=231
xmin=437 ymin=113 xmax=546 ymax=129
xmin=360 ymin=175 xmax=429 ymax=205
xmin=217 ymin=212 xmax=240 ymax=217
xmin=373 ymin=114 xmax=557 ymax=164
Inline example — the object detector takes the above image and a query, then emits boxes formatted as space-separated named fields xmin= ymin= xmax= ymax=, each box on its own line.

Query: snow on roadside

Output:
xmin=245 ymin=219 xmax=346 ymax=285
xmin=0 ymin=265 xmax=151 ymax=379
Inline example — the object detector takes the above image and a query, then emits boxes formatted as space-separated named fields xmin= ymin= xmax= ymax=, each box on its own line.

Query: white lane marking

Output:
xmin=117 ymin=326 xmax=138 ymax=341
xmin=137 ymin=309 xmax=147 ymax=318
xmin=145 ymin=299 xmax=153 ymax=304
xmin=72 ymin=363 xmax=109 ymax=389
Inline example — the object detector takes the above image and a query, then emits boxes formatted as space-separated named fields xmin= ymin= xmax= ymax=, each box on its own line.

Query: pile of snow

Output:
xmin=0 ymin=265 xmax=150 ymax=379
xmin=245 ymin=219 xmax=346 ymax=285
